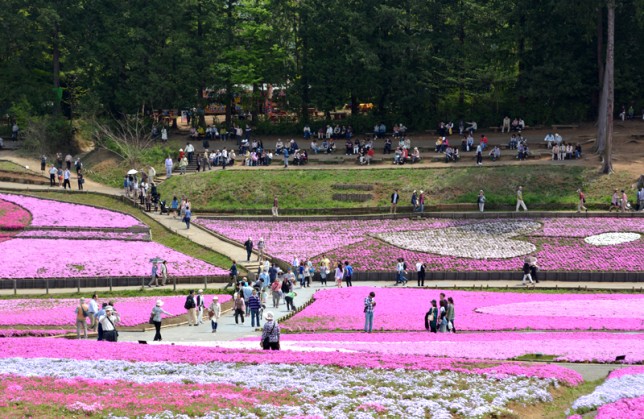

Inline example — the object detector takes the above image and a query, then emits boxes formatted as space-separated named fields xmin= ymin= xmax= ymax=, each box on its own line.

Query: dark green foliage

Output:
xmin=1 ymin=0 xmax=643 ymax=128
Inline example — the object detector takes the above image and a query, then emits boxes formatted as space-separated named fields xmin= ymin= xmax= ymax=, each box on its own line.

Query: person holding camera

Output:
xmin=98 ymin=305 xmax=120 ymax=342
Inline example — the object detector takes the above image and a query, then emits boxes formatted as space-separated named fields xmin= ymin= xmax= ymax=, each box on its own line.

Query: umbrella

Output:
xmin=149 ymin=257 xmax=164 ymax=264
xmin=127 ymin=169 xmax=138 ymax=175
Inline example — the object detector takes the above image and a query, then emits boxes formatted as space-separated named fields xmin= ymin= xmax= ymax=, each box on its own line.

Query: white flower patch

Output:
xmin=584 ymin=232 xmax=641 ymax=246
xmin=0 ymin=357 xmax=556 ymax=419
xmin=571 ymin=373 xmax=644 ymax=412
xmin=376 ymin=221 xmax=540 ymax=259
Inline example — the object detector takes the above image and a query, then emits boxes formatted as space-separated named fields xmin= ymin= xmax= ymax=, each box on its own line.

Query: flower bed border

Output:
xmin=0 ymin=275 xmax=229 ymax=290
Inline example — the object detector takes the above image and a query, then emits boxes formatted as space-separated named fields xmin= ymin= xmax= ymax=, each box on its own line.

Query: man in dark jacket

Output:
xmin=244 ymin=237 xmax=253 ymax=261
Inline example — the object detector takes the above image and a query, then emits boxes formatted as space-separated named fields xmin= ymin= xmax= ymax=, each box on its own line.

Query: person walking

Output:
xmin=159 ymin=261 xmax=168 ymax=286
xmin=74 ymin=298 xmax=89 ymax=339
xmin=477 ymin=190 xmax=486 ymax=212
xmin=77 ymin=171 xmax=84 ymax=190
xmin=516 ymin=186 xmax=528 ymax=212
xmin=233 ymin=293 xmax=246 ymax=324
xmin=343 ymin=261 xmax=353 ymax=287
xmin=285 ymin=289 xmax=297 ymax=311
xmin=208 ymin=296 xmax=221 ymax=333
xmin=195 ymin=289 xmax=205 ymax=324
xmin=244 ymin=237 xmax=253 ymax=262
xmin=364 ymin=291 xmax=376 ymax=333
xmin=184 ymin=290 xmax=197 ymax=326
xmin=577 ymin=189 xmax=588 ymax=213
xmin=49 ymin=165 xmax=57 ymax=186
xmin=98 ymin=305 xmax=120 ymax=342
xmin=148 ymin=263 xmax=159 ymax=287
xmin=390 ymin=189 xmax=400 ymax=214
xmin=528 ymin=256 xmax=539 ymax=283
xmin=476 ymin=143 xmax=483 ymax=165
xmin=272 ymin=196 xmax=279 ymax=217
xmin=621 ymin=190 xmax=628 ymax=212
xmin=257 ymin=237 xmax=266 ymax=262
xmin=248 ymin=289 xmax=262 ymax=327
xmin=183 ymin=206 xmax=191 ymax=229
xmin=260 ymin=312 xmax=280 ymax=350
xmin=62 ymin=168 xmax=71 ymax=190
xmin=334 ymin=262 xmax=344 ymax=288
xmin=271 ymin=278 xmax=282 ymax=308
xmin=150 ymin=300 xmax=173 ymax=341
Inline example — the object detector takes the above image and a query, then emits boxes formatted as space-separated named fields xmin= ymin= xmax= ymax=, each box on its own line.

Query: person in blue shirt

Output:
xmin=344 ymin=261 xmax=354 ymax=287
xmin=183 ymin=207 xmax=191 ymax=229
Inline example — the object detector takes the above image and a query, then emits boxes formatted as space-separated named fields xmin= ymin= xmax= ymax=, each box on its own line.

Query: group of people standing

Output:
xmin=73 ymin=294 xmax=120 ymax=342
xmin=425 ymin=293 xmax=456 ymax=333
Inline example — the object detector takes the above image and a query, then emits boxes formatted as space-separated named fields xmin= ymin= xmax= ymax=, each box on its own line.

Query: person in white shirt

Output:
xmin=502 ymin=116 xmax=511 ymax=133
xmin=554 ymin=133 xmax=563 ymax=145
xmin=98 ymin=306 xmax=120 ymax=342
xmin=544 ymin=133 xmax=555 ymax=148
xmin=209 ymin=296 xmax=221 ymax=333
xmin=161 ymin=128 xmax=168 ymax=142
xmin=164 ymin=157 xmax=173 ymax=178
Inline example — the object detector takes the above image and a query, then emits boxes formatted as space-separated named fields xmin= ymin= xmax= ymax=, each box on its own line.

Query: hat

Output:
xmin=198 ymin=289 xmax=203 ymax=293
xmin=413 ymin=190 xmax=417 ymax=193
xmin=179 ymin=148 xmax=183 ymax=152
xmin=264 ymin=311 xmax=274 ymax=321
xmin=156 ymin=300 xmax=164 ymax=307
xmin=105 ymin=306 xmax=113 ymax=311
xmin=420 ymin=190 xmax=423 ymax=194
xmin=213 ymin=296 xmax=219 ymax=301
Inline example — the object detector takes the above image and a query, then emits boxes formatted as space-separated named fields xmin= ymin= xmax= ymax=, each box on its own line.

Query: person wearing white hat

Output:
xmin=98 ymin=305 xmax=120 ymax=342
xmin=196 ymin=289 xmax=205 ymax=324
xmin=208 ymin=296 xmax=221 ymax=333
xmin=260 ymin=311 xmax=280 ymax=350
xmin=150 ymin=300 xmax=173 ymax=341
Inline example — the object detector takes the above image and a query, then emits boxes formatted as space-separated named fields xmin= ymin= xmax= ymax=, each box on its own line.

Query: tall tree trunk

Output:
xmin=298 ymin=8 xmax=310 ymax=124
xmin=600 ymin=0 xmax=615 ymax=174
xmin=52 ymin=22 xmax=61 ymax=115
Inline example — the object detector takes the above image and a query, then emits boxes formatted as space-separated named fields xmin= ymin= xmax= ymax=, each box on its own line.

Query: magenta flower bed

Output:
xmin=323 ymin=237 xmax=644 ymax=271
xmin=0 ymin=337 xmax=583 ymax=385
xmin=17 ymin=230 xmax=149 ymax=241
xmin=0 ymin=199 xmax=31 ymax=230
xmin=0 ymin=329 xmax=70 ymax=337
xmin=0 ymin=238 xmax=228 ymax=278
xmin=608 ymin=366 xmax=644 ymax=380
xmin=247 ymin=332 xmax=644 ymax=363
xmin=596 ymin=396 xmax=644 ymax=418
xmin=196 ymin=217 xmax=644 ymax=272
xmin=282 ymin=287 xmax=644 ymax=332
xmin=0 ymin=193 xmax=144 ymax=228
xmin=195 ymin=218 xmax=468 ymax=260
xmin=0 ymin=295 xmax=231 ymax=327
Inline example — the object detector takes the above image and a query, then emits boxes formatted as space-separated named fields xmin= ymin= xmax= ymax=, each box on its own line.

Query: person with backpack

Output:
xmin=184 ymin=290 xmax=197 ymax=326
xmin=74 ymin=298 xmax=90 ymax=339
xmin=343 ymin=261 xmax=354 ymax=287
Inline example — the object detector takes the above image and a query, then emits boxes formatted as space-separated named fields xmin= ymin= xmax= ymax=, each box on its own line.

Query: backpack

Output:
xmin=184 ymin=295 xmax=195 ymax=310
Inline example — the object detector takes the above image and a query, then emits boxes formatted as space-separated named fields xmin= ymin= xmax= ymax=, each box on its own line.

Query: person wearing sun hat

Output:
xmin=260 ymin=311 xmax=280 ymax=350
xmin=208 ymin=296 xmax=221 ymax=333
xmin=150 ymin=300 xmax=173 ymax=341
xmin=98 ymin=305 xmax=120 ymax=342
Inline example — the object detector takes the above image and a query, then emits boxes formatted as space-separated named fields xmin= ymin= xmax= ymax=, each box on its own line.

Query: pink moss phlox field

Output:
xmin=596 ymin=396 xmax=644 ymax=419
xmin=0 ymin=238 xmax=228 ymax=278
xmin=0 ymin=193 xmax=144 ymax=228
xmin=0 ymin=199 xmax=32 ymax=230
xmin=195 ymin=218 xmax=469 ymax=261
xmin=0 ymin=329 xmax=69 ymax=337
xmin=325 ymin=237 xmax=644 ymax=272
xmin=257 ymin=332 xmax=644 ymax=363
xmin=17 ymin=230 xmax=150 ymax=241
xmin=196 ymin=217 xmax=644 ymax=272
xmin=282 ymin=287 xmax=644 ymax=332
xmin=608 ymin=366 xmax=644 ymax=380
xmin=0 ymin=295 xmax=231 ymax=327
xmin=0 ymin=337 xmax=583 ymax=386
xmin=0 ymin=375 xmax=295 ymax=416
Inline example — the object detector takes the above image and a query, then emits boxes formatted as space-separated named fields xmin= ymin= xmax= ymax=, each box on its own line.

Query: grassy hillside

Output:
xmin=157 ymin=166 xmax=638 ymax=211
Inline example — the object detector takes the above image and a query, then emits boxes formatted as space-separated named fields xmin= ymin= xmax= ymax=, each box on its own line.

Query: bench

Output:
xmin=551 ymin=124 xmax=578 ymax=130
